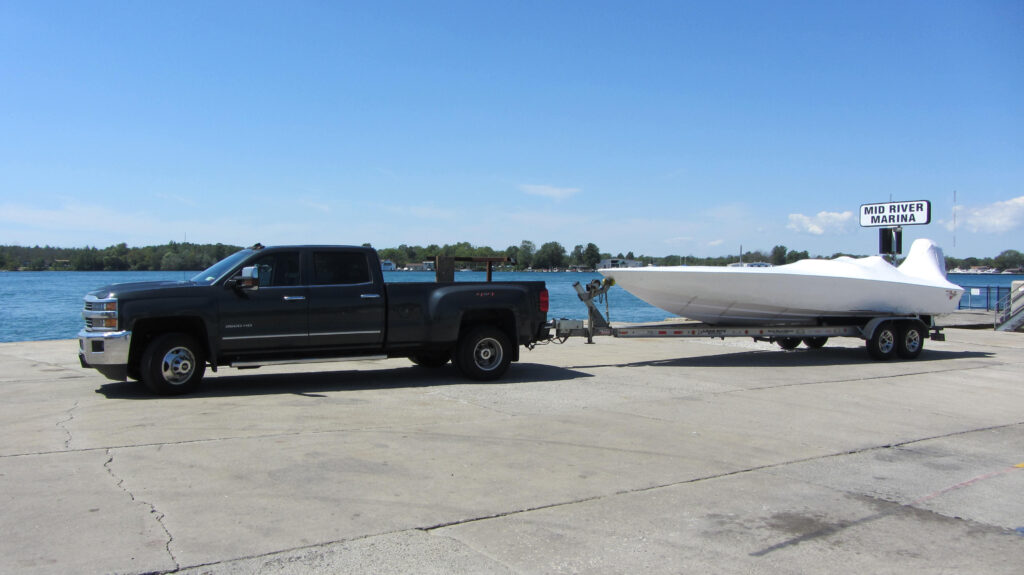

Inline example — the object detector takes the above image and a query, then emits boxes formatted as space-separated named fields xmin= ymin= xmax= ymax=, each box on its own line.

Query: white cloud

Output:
xmin=519 ymin=184 xmax=581 ymax=200
xmin=787 ymin=211 xmax=854 ymax=235
xmin=706 ymin=239 xmax=725 ymax=247
xmin=950 ymin=196 xmax=1024 ymax=233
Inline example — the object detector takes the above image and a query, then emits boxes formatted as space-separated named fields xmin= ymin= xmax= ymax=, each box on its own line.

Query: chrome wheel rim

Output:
xmin=161 ymin=346 xmax=196 ymax=385
xmin=904 ymin=330 xmax=921 ymax=353
xmin=879 ymin=330 xmax=896 ymax=354
xmin=473 ymin=337 xmax=503 ymax=371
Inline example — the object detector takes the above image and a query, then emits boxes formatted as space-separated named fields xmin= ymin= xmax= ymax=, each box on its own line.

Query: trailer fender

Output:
xmin=859 ymin=317 xmax=928 ymax=341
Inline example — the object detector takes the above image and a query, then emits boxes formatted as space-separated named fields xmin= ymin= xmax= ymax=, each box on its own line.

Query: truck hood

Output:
xmin=87 ymin=280 xmax=198 ymax=299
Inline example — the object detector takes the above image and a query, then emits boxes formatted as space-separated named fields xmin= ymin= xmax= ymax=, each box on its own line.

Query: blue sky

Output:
xmin=1 ymin=0 xmax=1021 ymax=258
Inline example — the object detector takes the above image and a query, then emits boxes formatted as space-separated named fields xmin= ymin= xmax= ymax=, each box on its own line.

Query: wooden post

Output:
xmin=435 ymin=256 xmax=455 ymax=282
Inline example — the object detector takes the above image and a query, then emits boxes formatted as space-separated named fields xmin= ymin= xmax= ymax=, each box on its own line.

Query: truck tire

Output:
xmin=867 ymin=322 xmax=897 ymax=360
xmin=455 ymin=326 xmax=511 ymax=381
xmin=141 ymin=333 xmax=206 ymax=395
xmin=410 ymin=352 xmax=450 ymax=368
xmin=896 ymin=322 xmax=925 ymax=359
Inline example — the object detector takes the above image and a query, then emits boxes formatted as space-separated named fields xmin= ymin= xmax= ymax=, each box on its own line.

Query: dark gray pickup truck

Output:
xmin=78 ymin=244 xmax=550 ymax=394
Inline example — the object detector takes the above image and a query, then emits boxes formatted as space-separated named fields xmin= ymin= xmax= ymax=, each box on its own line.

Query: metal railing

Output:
xmin=994 ymin=285 xmax=1024 ymax=330
xmin=957 ymin=286 xmax=1010 ymax=311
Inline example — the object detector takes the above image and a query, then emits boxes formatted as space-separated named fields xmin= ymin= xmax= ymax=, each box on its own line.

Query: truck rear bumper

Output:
xmin=78 ymin=330 xmax=131 ymax=381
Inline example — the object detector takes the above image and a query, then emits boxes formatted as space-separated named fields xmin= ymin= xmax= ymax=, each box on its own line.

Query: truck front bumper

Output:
xmin=78 ymin=329 xmax=132 ymax=381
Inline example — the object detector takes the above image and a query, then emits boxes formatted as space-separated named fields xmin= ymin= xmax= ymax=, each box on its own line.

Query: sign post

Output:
xmin=859 ymin=200 xmax=931 ymax=256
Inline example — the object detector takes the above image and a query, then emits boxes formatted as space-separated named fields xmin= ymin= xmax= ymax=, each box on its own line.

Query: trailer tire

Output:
xmin=867 ymin=322 xmax=898 ymax=360
xmin=455 ymin=326 xmax=511 ymax=381
xmin=896 ymin=322 xmax=925 ymax=359
xmin=777 ymin=337 xmax=802 ymax=350
xmin=141 ymin=333 xmax=205 ymax=395
xmin=803 ymin=337 xmax=828 ymax=349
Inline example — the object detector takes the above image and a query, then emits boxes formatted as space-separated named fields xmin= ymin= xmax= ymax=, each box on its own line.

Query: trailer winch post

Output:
xmin=572 ymin=279 xmax=613 ymax=343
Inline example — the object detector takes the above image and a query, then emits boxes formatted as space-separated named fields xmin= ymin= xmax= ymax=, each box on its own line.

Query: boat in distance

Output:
xmin=600 ymin=239 xmax=964 ymax=325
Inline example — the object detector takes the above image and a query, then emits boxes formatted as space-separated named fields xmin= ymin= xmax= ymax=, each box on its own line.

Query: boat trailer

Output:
xmin=548 ymin=279 xmax=946 ymax=360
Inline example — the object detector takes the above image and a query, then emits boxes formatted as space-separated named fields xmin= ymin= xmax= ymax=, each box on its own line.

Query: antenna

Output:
xmin=952 ymin=190 xmax=957 ymax=249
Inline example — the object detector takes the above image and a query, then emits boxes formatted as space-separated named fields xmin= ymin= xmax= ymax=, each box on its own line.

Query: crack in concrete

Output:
xmin=56 ymin=401 xmax=79 ymax=450
xmin=103 ymin=448 xmax=180 ymax=572
xmin=417 ymin=421 xmax=1024 ymax=534
xmin=126 ymin=421 xmax=1023 ymax=573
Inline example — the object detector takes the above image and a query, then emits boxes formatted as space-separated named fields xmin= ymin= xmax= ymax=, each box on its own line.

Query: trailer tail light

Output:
xmin=539 ymin=289 xmax=549 ymax=313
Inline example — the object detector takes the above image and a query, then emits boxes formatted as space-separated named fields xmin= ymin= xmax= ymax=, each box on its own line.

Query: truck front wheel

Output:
xmin=455 ymin=326 xmax=511 ymax=381
xmin=141 ymin=333 xmax=206 ymax=395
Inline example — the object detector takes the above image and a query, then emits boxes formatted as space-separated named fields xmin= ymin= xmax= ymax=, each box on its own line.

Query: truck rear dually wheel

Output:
xmin=455 ymin=326 xmax=511 ymax=381
xmin=141 ymin=333 xmax=206 ymax=395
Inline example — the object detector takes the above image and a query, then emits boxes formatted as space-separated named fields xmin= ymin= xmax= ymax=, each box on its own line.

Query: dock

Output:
xmin=1 ymin=329 xmax=1022 ymax=573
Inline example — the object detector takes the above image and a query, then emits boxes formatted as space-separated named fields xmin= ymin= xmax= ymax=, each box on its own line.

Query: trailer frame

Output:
xmin=549 ymin=279 xmax=945 ymax=360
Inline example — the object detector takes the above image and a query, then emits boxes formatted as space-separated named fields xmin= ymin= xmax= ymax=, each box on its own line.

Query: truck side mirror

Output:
xmin=228 ymin=266 xmax=259 ymax=290
xmin=240 ymin=266 xmax=259 ymax=289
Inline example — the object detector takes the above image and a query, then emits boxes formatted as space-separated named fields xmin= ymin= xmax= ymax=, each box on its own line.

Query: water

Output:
xmin=948 ymin=273 xmax=1024 ymax=310
xmin=4 ymin=270 xmax=1019 ymax=342
xmin=0 ymin=270 xmax=669 ymax=343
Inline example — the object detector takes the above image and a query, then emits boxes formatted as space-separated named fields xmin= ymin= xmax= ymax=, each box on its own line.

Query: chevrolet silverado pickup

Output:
xmin=79 ymin=244 xmax=550 ymax=394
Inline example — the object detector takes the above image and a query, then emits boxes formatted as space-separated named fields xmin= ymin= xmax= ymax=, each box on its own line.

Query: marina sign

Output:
xmin=860 ymin=200 xmax=931 ymax=227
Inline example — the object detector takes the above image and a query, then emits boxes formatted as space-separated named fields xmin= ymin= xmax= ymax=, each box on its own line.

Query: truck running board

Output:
xmin=230 ymin=355 xmax=387 ymax=368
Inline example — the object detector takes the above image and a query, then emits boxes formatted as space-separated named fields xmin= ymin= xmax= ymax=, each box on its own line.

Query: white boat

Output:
xmin=601 ymin=239 xmax=964 ymax=325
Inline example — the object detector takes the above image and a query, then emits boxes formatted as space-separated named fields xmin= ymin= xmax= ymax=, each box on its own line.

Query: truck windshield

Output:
xmin=190 ymin=250 xmax=254 ymax=285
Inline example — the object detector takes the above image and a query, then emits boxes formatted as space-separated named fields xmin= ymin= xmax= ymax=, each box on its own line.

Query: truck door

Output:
xmin=306 ymin=250 xmax=385 ymax=349
xmin=219 ymin=250 xmax=308 ymax=351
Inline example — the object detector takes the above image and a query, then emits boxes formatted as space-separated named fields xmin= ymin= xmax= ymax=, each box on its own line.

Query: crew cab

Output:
xmin=78 ymin=244 xmax=550 ymax=395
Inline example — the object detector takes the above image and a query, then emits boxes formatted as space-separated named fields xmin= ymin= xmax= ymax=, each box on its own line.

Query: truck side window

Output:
xmin=250 ymin=252 xmax=301 ymax=287
xmin=313 ymin=252 xmax=371 ymax=285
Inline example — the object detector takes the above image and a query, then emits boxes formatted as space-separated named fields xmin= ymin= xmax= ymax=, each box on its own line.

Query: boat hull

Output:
xmin=601 ymin=239 xmax=964 ymax=325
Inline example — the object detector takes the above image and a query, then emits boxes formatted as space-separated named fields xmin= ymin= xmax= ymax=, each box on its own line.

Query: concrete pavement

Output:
xmin=0 ymin=328 xmax=1022 ymax=573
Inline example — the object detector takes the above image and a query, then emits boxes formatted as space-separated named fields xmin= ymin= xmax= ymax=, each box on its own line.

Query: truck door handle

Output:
xmin=360 ymin=293 xmax=381 ymax=299
xmin=282 ymin=296 xmax=306 ymax=301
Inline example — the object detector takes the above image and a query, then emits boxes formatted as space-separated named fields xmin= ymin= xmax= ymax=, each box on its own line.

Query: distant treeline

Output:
xmin=0 ymin=242 xmax=243 ymax=271
xmin=0 ymin=241 xmax=1020 ymax=272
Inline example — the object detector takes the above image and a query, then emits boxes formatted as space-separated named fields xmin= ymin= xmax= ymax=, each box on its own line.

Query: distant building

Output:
xmin=381 ymin=260 xmax=396 ymax=271
xmin=598 ymin=258 xmax=643 ymax=269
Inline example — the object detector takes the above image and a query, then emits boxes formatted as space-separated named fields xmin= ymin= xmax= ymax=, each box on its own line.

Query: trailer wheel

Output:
xmin=803 ymin=337 xmax=828 ymax=349
xmin=867 ymin=322 xmax=897 ymax=360
xmin=777 ymin=337 xmax=802 ymax=350
xmin=141 ymin=333 xmax=206 ymax=395
xmin=896 ymin=322 xmax=924 ymax=359
xmin=455 ymin=326 xmax=511 ymax=381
